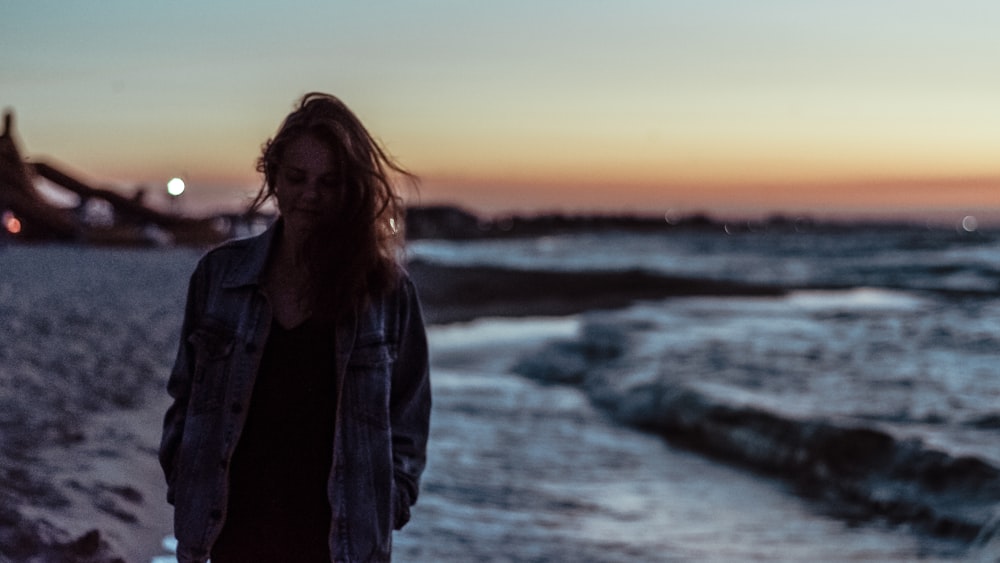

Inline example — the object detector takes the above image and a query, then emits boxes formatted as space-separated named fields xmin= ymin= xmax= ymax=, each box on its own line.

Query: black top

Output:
xmin=212 ymin=317 xmax=338 ymax=562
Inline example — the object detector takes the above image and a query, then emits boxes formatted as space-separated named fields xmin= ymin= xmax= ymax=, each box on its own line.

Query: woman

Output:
xmin=159 ymin=93 xmax=431 ymax=563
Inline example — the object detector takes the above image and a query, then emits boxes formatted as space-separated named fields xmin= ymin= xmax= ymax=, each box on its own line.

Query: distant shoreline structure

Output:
xmin=404 ymin=204 xmax=993 ymax=241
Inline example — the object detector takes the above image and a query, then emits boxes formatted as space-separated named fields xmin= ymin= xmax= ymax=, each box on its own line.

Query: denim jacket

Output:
xmin=159 ymin=222 xmax=431 ymax=563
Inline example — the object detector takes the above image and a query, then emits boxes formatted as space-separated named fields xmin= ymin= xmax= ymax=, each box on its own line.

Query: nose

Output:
xmin=300 ymin=179 xmax=323 ymax=202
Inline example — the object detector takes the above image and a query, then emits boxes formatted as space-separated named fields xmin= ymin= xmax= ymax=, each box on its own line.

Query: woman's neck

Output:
xmin=265 ymin=230 xmax=315 ymax=328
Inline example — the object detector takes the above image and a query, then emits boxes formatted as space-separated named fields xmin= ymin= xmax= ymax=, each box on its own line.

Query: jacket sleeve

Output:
xmin=389 ymin=276 xmax=432 ymax=529
xmin=159 ymin=261 xmax=206 ymax=505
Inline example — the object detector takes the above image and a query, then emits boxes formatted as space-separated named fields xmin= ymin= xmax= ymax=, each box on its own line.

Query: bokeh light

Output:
xmin=167 ymin=177 xmax=186 ymax=197
xmin=962 ymin=215 xmax=978 ymax=232
xmin=3 ymin=211 xmax=22 ymax=234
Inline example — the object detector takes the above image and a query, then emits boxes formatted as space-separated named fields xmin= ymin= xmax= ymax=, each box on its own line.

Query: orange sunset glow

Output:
xmin=4 ymin=2 xmax=1000 ymax=224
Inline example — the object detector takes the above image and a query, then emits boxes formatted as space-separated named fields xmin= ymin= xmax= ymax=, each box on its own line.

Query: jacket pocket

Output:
xmin=346 ymin=342 xmax=396 ymax=430
xmin=187 ymin=322 xmax=235 ymax=415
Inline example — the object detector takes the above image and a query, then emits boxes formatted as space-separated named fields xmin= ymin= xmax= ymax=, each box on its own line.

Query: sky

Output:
xmin=3 ymin=1 xmax=1000 ymax=223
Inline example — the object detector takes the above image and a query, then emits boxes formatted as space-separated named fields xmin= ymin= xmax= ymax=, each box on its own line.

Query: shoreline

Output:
xmin=407 ymin=259 xmax=786 ymax=325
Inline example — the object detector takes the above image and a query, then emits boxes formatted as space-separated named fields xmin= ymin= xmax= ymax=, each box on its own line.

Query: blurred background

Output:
xmin=3 ymin=2 xmax=1000 ymax=562
xmin=3 ymin=0 xmax=999 ymax=223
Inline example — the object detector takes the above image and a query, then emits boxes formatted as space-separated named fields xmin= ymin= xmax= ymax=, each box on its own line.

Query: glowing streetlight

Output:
xmin=167 ymin=177 xmax=186 ymax=197
xmin=167 ymin=177 xmax=186 ymax=214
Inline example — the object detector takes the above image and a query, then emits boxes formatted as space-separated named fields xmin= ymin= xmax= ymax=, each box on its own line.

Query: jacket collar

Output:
xmin=221 ymin=218 xmax=281 ymax=289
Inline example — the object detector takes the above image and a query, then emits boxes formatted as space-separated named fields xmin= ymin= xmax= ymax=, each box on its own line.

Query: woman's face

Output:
xmin=274 ymin=134 xmax=343 ymax=237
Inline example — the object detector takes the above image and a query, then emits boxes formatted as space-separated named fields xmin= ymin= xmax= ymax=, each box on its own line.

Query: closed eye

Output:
xmin=319 ymin=174 xmax=342 ymax=188
xmin=281 ymin=167 xmax=306 ymax=184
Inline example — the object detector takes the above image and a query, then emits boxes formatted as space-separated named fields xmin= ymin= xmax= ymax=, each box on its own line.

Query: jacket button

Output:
xmin=245 ymin=342 xmax=257 ymax=353
xmin=230 ymin=402 xmax=242 ymax=414
xmin=210 ymin=509 xmax=222 ymax=520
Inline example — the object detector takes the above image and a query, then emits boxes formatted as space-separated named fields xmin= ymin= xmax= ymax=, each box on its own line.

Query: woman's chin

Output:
xmin=286 ymin=213 xmax=326 ymax=231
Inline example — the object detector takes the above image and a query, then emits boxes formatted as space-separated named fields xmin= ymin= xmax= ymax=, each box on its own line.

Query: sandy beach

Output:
xmin=0 ymin=245 xmax=191 ymax=562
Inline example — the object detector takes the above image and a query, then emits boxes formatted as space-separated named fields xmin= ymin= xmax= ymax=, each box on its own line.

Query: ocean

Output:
xmin=409 ymin=222 xmax=1000 ymax=560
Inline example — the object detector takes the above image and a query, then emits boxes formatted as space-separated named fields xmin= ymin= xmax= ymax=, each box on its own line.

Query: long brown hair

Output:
xmin=249 ymin=92 xmax=416 ymax=316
